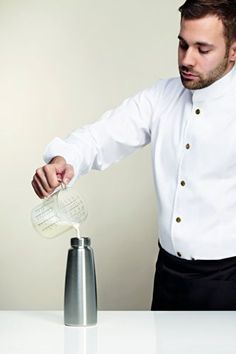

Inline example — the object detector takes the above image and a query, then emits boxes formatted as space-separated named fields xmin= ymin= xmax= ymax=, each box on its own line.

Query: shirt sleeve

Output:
xmin=43 ymin=82 xmax=162 ymax=181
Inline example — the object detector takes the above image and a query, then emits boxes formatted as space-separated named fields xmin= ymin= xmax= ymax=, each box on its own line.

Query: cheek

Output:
xmin=202 ymin=57 xmax=222 ymax=72
xmin=195 ymin=53 xmax=217 ymax=71
xmin=204 ymin=49 xmax=227 ymax=70
xmin=199 ymin=58 xmax=212 ymax=71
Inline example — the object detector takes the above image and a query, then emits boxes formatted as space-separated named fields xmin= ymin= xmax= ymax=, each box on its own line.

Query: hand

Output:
xmin=32 ymin=156 xmax=74 ymax=198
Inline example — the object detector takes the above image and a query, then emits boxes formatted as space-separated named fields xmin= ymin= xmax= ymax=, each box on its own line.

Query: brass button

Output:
xmin=177 ymin=252 xmax=182 ymax=257
xmin=180 ymin=180 xmax=186 ymax=187
xmin=195 ymin=108 xmax=201 ymax=115
xmin=186 ymin=143 xmax=190 ymax=149
xmin=176 ymin=217 xmax=181 ymax=223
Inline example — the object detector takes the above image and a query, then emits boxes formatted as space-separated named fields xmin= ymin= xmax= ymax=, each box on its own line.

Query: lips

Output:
xmin=181 ymin=71 xmax=198 ymax=79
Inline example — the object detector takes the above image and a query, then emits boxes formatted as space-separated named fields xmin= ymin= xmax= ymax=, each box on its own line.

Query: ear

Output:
xmin=229 ymin=41 xmax=236 ymax=62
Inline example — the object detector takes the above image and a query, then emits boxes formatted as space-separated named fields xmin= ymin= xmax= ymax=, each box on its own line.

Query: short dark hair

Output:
xmin=179 ymin=0 xmax=236 ymax=44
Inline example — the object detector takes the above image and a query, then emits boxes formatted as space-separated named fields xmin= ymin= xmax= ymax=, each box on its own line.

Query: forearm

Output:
xmin=43 ymin=85 xmax=157 ymax=181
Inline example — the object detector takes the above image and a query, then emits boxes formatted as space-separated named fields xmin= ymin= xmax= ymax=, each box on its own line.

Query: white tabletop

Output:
xmin=0 ymin=311 xmax=235 ymax=354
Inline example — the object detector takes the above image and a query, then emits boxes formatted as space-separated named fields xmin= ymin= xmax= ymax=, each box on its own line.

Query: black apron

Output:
xmin=151 ymin=241 xmax=236 ymax=310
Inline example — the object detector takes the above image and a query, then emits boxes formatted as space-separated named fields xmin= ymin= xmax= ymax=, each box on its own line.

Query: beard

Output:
xmin=179 ymin=53 xmax=230 ymax=90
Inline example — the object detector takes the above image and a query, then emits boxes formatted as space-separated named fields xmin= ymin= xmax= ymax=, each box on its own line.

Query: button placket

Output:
xmin=172 ymin=107 xmax=198 ymax=258
xmin=172 ymin=102 xmax=204 ymax=259
xmin=171 ymin=102 xmax=201 ymax=259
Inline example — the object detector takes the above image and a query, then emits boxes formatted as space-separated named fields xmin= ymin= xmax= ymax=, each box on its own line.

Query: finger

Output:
xmin=56 ymin=173 xmax=63 ymax=183
xmin=31 ymin=179 xmax=46 ymax=199
xmin=35 ymin=166 xmax=61 ymax=193
xmin=43 ymin=164 xmax=62 ymax=189
xmin=35 ymin=167 xmax=53 ymax=193
xmin=33 ymin=174 xmax=51 ymax=198
xmin=31 ymin=179 xmax=40 ymax=198
xmin=62 ymin=164 xmax=75 ymax=185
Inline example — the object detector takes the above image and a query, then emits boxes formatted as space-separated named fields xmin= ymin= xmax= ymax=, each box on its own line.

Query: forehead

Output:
xmin=179 ymin=15 xmax=225 ymax=45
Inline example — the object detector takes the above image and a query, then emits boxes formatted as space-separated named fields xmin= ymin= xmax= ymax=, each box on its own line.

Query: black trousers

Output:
xmin=151 ymin=242 xmax=236 ymax=310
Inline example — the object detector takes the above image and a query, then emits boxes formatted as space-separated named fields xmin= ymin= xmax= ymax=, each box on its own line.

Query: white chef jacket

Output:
xmin=44 ymin=65 xmax=236 ymax=260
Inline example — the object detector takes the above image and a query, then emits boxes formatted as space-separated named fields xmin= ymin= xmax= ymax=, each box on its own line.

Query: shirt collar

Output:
xmin=190 ymin=65 xmax=236 ymax=103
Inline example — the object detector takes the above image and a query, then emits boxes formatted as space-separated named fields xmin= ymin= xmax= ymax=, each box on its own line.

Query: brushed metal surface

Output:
xmin=64 ymin=237 xmax=97 ymax=326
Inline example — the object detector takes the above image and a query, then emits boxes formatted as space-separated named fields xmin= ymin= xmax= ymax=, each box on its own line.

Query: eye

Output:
xmin=198 ymin=48 xmax=210 ymax=54
xmin=179 ymin=41 xmax=188 ymax=51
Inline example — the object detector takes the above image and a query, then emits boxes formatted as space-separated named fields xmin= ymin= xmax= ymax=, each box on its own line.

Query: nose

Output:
xmin=180 ymin=47 xmax=196 ymax=68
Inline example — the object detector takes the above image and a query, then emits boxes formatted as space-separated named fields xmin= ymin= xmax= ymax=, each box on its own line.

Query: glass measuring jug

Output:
xmin=31 ymin=186 xmax=88 ymax=238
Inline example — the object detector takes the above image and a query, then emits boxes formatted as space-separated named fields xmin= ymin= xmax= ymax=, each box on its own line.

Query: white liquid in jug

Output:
xmin=31 ymin=188 xmax=87 ymax=239
xmin=56 ymin=221 xmax=81 ymax=238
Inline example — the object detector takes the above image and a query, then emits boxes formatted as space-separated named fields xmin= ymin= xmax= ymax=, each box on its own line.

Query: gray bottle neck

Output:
xmin=71 ymin=237 xmax=91 ymax=248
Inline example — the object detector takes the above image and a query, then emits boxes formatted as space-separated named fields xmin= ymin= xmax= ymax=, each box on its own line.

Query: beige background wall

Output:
xmin=0 ymin=0 xmax=183 ymax=310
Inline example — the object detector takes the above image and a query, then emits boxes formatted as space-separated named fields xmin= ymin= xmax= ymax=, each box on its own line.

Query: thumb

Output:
xmin=62 ymin=164 xmax=75 ymax=185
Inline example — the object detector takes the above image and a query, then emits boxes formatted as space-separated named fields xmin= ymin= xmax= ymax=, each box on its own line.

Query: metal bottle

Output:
xmin=64 ymin=237 xmax=97 ymax=326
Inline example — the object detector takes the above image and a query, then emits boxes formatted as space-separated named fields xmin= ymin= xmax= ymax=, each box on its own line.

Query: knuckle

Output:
xmin=43 ymin=164 xmax=52 ymax=173
xmin=35 ymin=168 xmax=42 ymax=176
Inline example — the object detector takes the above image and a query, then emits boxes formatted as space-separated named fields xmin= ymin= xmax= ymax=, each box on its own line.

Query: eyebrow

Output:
xmin=178 ymin=35 xmax=215 ymax=48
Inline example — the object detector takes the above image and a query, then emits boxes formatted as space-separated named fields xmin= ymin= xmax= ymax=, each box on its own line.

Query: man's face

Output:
xmin=178 ymin=15 xmax=234 ymax=90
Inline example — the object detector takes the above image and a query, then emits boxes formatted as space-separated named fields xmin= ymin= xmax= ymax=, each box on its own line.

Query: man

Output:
xmin=32 ymin=0 xmax=236 ymax=310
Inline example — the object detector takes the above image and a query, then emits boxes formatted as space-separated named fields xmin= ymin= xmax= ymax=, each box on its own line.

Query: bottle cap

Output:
xmin=71 ymin=237 xmax=91 ymax=248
